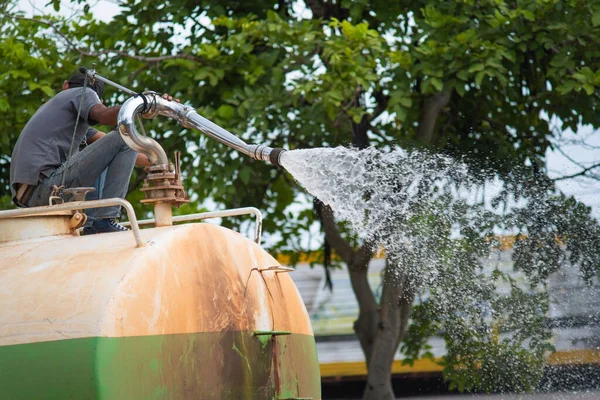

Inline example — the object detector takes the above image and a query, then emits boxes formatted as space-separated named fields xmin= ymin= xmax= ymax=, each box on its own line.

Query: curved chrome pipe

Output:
xmin=118 ymin=94 xmax=286 ymax=167
xmin=118 ymin=96 xmax=169 ymax=166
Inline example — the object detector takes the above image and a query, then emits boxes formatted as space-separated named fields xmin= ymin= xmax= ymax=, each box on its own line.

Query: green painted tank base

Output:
xmin=0 ymin=331 xmax=321 ymax=400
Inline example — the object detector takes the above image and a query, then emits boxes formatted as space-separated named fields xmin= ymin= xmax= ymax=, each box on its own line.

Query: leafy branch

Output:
xmin=551 ymin=143 xmax=600 ymax=181
xmin=8 ymin=13 xmax=206 ymax=65
xmin=552 ymin=162 xmax=600 ymax=181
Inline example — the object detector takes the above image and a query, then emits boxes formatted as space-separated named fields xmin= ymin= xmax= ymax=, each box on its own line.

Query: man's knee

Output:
xmin=105 ymin=131 xmax=134 ymax=154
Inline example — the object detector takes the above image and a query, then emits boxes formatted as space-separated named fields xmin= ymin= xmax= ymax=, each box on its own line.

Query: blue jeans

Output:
xmin=82 ymin=169 xmax=107 ymax=227
xmin=27 ymin=131 xmax=137 ymax=220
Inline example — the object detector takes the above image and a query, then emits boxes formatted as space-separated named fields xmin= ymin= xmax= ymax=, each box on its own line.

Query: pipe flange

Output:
xmin=269 ymin=148 xmax=286 ymax=167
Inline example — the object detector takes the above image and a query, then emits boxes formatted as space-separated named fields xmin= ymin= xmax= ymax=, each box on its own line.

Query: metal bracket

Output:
xmin=70 ymin=211 xmax=87 ymax=230
xmin=49 ymin=185 xmax=65 ymax=205
xmin=261 ymin=266 xmax=294 ymax=273
xmin=0 ymin=198 xmax=144 ymax=247
xmin=252 ymin=330 xmax=291 ymax=337
xmin=49 ymin=185 xmax=96 ymax=205
xmin=278 ymin=398 xmax=313 ymax=400
xmin=63 ymin=187 xmax=96 ymax=202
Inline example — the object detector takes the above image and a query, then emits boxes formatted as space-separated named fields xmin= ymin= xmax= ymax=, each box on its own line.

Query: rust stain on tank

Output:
xmin=0 ymin=222 xmax=321 ymax=399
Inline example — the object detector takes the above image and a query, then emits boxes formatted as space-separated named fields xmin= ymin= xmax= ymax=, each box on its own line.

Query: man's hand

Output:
xmin=141 ymin=92 xmax=181 ymax=119
xmin=161 ymin=93 xmax=180 ymax=103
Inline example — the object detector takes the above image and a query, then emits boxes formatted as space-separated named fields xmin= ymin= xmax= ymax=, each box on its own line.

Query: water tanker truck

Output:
xmin=0 ymin=68 xmax=320 ymax=399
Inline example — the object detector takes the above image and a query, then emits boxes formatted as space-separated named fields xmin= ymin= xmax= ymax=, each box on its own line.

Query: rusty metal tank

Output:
xmin=0 ymin=204 xmax=321 ymax=399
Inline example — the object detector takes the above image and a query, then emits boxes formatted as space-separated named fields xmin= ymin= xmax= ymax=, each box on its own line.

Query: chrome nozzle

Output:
xmin=248 ymin=145 xmax=286 ymax=167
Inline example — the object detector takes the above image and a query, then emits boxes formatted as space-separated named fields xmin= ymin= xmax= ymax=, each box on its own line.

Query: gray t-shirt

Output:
xmin=10 ymin=87 xmax=101 ymax=198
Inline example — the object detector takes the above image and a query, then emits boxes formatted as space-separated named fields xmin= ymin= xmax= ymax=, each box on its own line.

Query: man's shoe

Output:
xmin=83 ymin=218 xmax=130 ymax=235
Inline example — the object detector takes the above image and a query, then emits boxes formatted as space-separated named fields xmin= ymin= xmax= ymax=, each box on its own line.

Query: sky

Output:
xmin=16 ymin=0 xmax=121 ymax=22
xmin=14 ymin=0 xmax=600 ymax=220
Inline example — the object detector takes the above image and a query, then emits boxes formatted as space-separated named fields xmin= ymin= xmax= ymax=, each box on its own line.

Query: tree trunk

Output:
xmin=321 ymin=203 xmax=418 ymax=400
xmin=416 ymin=89 xmax=451 ymax=145
xmin=316 ymin=202 xmax=380 ymax=363
xmin=316 ymin=93 xmax=428 ymax=399
xmin=349 ymin=265 xmax=378 ymax=367
xmin=360 ymin=259 xmax=415 ymax=400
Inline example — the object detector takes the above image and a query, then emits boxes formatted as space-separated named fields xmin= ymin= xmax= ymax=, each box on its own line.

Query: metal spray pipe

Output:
xmin=119 ymin=94 xmax=286 ymax=167
xmin=82 ymin=66 xmax=286 ymax=167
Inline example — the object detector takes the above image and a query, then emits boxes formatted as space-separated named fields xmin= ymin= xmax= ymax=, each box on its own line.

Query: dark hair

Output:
xmin=67 ymin=72 xmax=105 ymax=99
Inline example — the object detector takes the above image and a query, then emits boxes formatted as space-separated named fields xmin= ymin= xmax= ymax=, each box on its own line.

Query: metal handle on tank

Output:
xmin=122 ymin=207 xmax=263 ymax=244
xmin=0 ymin=198 xmax=145 ymax=247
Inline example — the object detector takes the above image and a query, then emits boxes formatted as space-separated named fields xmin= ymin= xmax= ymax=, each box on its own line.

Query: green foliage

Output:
xmin=2 ymin=0 xmax=600 ymax=394
xmin=3 ymin=0 xmax=600 ymax=202
xmin=0 ymin=8 xmax=78 ymax=197
xmin=511 ymin=192 xmax=600 ymax=283
xmin=436 ymin=275 xmax=554 ymax=393
xmin=399 ymin=195 xmax=555 ymax=393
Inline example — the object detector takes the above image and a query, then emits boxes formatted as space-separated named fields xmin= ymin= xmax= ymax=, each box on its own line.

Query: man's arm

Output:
xmin=88 ymin=93 xmax=177 ymax=126
xmin=87 ymin=131 xmax=151 ymax=167
xmin=88 ymin=104 xmax=121 ymax=127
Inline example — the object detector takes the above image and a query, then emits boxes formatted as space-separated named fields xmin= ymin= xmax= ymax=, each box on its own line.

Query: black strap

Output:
xmin=136 ymin=91 xmax=149 ymax=114
xmin=61 ymin=76 xmax=89 ymax=189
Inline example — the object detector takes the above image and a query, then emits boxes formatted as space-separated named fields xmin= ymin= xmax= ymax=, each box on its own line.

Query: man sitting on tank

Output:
xmin=9 ymin=71 xmax=173 ymax=234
